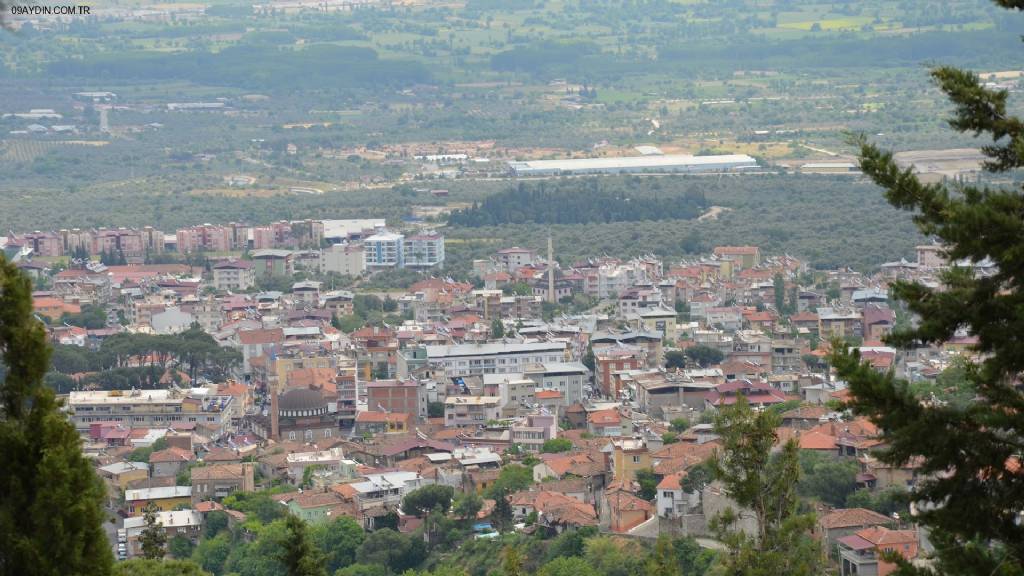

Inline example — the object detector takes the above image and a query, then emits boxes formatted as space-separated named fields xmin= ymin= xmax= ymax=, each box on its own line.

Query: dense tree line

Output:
xmin=448 ymin=179 xmax=707 ymax=227
xmin=48 ymin=327 xmax=240 ymax=386
xmin=48 ymin=45 xmax=431 ymax=93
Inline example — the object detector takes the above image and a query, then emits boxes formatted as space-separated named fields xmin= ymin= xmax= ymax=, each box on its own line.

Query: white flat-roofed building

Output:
xmin=67 ymin=389 xmax=232 ymax=433
xmin=212 ymin=259 xmax=255 ymax=291
xmin=426 ymin=341 xmax=569 ymax=377
xmin=124 ymin=510 xmax=202 ymax=557
xmin=507 ymin=154 xmax=758 ymax=176
xmin=321 ymin=242 xmax=366 ymax=276
xmin=351 ymin=471 xmax=427 ymax=529
xmin=444 ymin=395 xmax=502 ymax=427
xmin=524 ymin=361 xmax=590 ymax=406
xmin=321 ymin=218 xmax=386 ymax=242
xmin=403 ymin=233 xmax=445 ymax=267
xmin=364 ymin=231 xmax=404 ymax=268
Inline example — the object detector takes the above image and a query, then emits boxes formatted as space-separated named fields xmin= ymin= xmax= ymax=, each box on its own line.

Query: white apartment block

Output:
xmin=403 ymin=233 xmax=445 ymax=267
xmin=212 ymin=260 xmax=255 ymax=291
xmin=444 ymin=395 xmax=502 ymax=426
xmin=320 ymin=242 xmax=366 ymax=276
xmin=67 ymin=389 xmax=233 ymax=433
xmin=524 ymin=361 xmax=589 ymax=406
xmin=426 ymin=341 xmax=569 ymax=378
xmin=364 ymin=231 xmax=404 ymax=268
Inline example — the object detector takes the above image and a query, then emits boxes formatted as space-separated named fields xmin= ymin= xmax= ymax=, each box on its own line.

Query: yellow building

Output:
xmin=124 ymin=486 xmax=192 ymax=516
xmin=611 ymin=438 xmax=651 ymax=482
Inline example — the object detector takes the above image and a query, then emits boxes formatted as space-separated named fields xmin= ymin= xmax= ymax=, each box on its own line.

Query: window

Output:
xmin=632 ymin=456 xmax=641 ymax=464
xmin=288 ymin=431 xmax=296 ymax=440
xmin=663 ymin=491 xmax=672 ymax=497
xmin=324 ymin=429 xmax=332 ymax=438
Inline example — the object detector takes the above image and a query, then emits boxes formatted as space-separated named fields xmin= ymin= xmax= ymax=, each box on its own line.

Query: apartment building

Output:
xmin=523 ymin=362 xmax=589 ymax=406
xmin=403 ymin=233 xmax=445 ymax=267
xmin=212 ymin=259 xmax=255 ymax=291
xmin=366 ymin=379 xmax=425 ymax=419
xmin=67 ymin=389 xmax=233 ymax=433
xmin=426 ymin=341 xmax=568 ymax=378
xmin=320 ymin=242 xmax=366 ymax=276
xmin=364 ymin=231 xmax=404 ymax=268
xmin=444 ymin=395 xmax=502 ymax=427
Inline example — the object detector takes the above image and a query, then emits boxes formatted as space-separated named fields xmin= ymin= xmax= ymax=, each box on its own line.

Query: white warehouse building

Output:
xmin=507 ymin=154 xmax=758 ymax=176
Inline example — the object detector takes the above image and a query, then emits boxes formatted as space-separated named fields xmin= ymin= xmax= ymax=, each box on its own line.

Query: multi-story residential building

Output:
xmin=236 ymin=328 xmax=284 ymax=375
xmin=321 ymin=290 xmax=355 ymax=316
xmin=838 ymin=527 xmax=919 ymax=576
xmin=656 ymin=471 xmax=699 ymax=518
xmin=176 ymin=225 xmax=233 ymax=253
xmin=510 ymin=412 xmax=557 ymax=452
xmin=67 ymin=389 xmax=233 ymax=433
xmin=124 ymin=486 xmax=192 ymax=516
xmin=617 ymin=287 xmax=663 ymax=316
xmin=636 ymin=307 xmax=678 ymax=341
xmin=444 ymin=395 xmax=502 ymax=427
xmin=366 ymin=379 xmax=424 ymax=419
xmin=610 ymin=437 xmax=650 ymax=481
xmin=212 ymin=259 xmax=255 ymax=291
xmin=284 ymin=447 xmax=348 ymax=483
xmin=350 ymin=472 xmax=427 ymax=529
xmin=713 ymin=246 xmax=761 ymax=269
xmin=818 ymin=307 xmax=864 ymax=339
xmin=426 ymin=341 xmax=568 ymax=378
xmin=588 ymin=408 xmax=622 ymax=437
xmin=364 ymin=231 xmax=404 ymax=268
xmin=124 ymin=510 xmax=202 ymax=558
xmin=251 ymin=249 xmax=294 ymax=277
xmin=494 ymin=247 xmax=537 ymax=272
xmin=594 ymin=347 xmax=644 ymax=399
xmin=320 ymin=243 xmax=366 ymax=276
xmin=354 ymin=411 xmax=411 ymax=436
xmin=291 ymin=281 xmax=321 ymax=308
xmin=396 ymin=346 xmax=429 ymax=380
xmin=17 ymin=231 xmax=63 ymax=256
xmin=523 ymin=362 xmax=589 ymax=406
xmin=190 ymin=463 xmax=256 ymax=504
xmin=771 ymin=338 xmax=802 ymax=373
xmin=403 ymin=233 xmax=445 ymax=267
xmin=486 ymin=374 xmax=537 ymax=418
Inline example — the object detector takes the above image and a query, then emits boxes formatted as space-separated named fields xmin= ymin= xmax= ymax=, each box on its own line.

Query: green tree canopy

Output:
xmin=710 ymin=396 xmax=821 ymax=575
xmin=401 ymin=484 xmax=455 ymax=517
xmin=483 ymin=465 xmax=533 ymax=499
xmin=278 ymin=514 xmax=327 ymax=576
xmin=0 ymin=255 xmax=114 ymax=576
xmin=140 ymin=502 xmax=169 ymax=560
xmin=683 ymin=345 xmax=724 ymax=368
xmin=452 ymin=491 xmax=484 ymax=520
xmin=540 ymin=438 xmax=572 ymax=453
xmin=355 ymin=528 xmax=426 ymax=574
xmin=538 ymin=556 xmax=598 ymax=576
xmin=831 ymin=3 xmax=1024 ymax=570
xmin=113 ymin=559 xmax=212 ymax=576
xmin=309 ymin=516 xmax=364 ymax=574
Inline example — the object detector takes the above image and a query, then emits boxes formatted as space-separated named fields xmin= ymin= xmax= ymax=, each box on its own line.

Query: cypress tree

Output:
xmin=832 ymin=2 xmax=1024 ymax=572
xmin=139 ymin=502 xmax=168 ymax=560
xmin=278 ymin=515 xmax=326 ymax=576
xmin=0 ymin=254 xmax=113 ymax=576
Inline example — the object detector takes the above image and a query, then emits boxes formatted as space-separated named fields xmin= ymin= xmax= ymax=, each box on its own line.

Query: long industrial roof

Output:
xmin=508 ymin=153 xmax=757 ymax=172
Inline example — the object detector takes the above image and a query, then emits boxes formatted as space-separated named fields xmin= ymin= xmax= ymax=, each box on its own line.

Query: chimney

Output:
xmin=270 ymin=387 xmax=280 ymax=440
